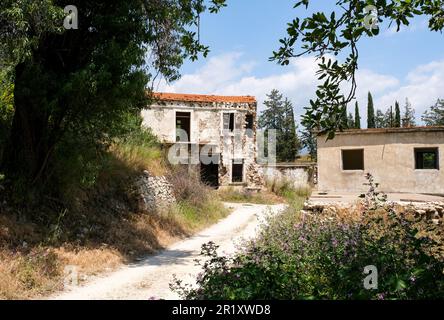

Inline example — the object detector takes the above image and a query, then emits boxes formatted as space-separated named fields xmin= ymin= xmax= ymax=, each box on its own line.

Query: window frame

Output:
xmin=414 ymin=147 xmax=439 ymax=170
xmin=175 ymin=111 xmax=191 ymax=142
xmin=222 ymin=112 xmax=236 ymax=133
xmin=341 ymin=148 xmax=365 ymax=171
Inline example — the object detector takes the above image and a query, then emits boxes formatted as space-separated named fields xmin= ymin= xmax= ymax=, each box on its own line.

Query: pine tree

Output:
xmin=354 ymin=102 xmax=361 ymax=129
xmin=258 ymin=90 xmax=300 ymax=162
xmin=347 ymin=113 xmax=355 ymax=128
xmin=402 ymin=98 xmax=416 ymax=127
xmin=375 ymin=109 xmax=385 ymax=128
xmin=367 ymin=92 xmax=375 ymax=128
xmin=281 ymin=98 xmax=301 ymax=161
xmin=395 ymin=101 xmax=401 ymax=127
xmin=422 ymin=99 xmax=444 ymax=126
xmin=301 ymin=128 xmax=317 ymax=161
xmin=384 ymin=106 xmax=394 ymax=127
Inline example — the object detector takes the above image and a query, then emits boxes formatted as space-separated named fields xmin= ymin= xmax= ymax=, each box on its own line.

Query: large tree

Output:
xmin=375 ymin=109 xmax=385 ymax=128
xmin=0 ymin=0 xmax=225 ymax=198
xmin=422 ymin=98 xmax=444 ymax=126
xmin=300 ymin=127 xmax=317 ymax=161
xmin=281 ymin=98 xmax=301 ymax=161
xmin=384 ymin=106 xmax=394 ymax=128
xmin=402 ymin=98 xmax=416 ymax=128
xmin=271 ymin=0 xmax=444 ymax=138
xmin=367 ymin=91 xmax=375 ymax=128
xmin=259 ymin=89 xmax=301 ymax=162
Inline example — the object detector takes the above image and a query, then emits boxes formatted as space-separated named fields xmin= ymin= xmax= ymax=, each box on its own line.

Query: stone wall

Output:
xmin=303 ymin=200 xmax=444 ymax=225
xmin=142 ymin=94 xmax=262 ymax=189
xmin=259 ymin=163 xmax=317 ymax=189
xmin=133 ymin=170 xmax=176 ymax=213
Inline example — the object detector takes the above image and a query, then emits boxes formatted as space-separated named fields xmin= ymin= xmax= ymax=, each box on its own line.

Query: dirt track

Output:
xmin=50 ymin=202 xmax=286 ymax=300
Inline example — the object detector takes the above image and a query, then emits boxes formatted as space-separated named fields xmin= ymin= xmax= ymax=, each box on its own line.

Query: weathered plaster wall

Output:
xmin=259 ymin=164 xmax=315 ymax=189
xmin=317 ymin=130 xmax=444 ymax=194
xmin=141 ymin=99 xmax=263 ymax=188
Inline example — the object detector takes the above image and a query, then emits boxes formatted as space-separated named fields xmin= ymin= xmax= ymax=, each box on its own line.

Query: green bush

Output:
xmin=172 ymin=176 xmax=444 ymax=300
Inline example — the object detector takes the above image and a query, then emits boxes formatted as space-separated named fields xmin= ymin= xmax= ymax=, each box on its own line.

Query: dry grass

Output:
xmin=0 ymin=196 xmax=229 ymax=300
xmin=265 ymin=178 xmax=311 ymax=202
xmin=109 ymin=142 xmax=167 ymax=177
xmin=216 ymin=187 xmax=283 ymax=205
xmin=0 ymin=132 xmax=230 ymax=299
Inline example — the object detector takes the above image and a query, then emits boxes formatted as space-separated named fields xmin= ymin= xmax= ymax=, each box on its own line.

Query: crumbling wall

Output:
xmin=303 ymin=200 xmax=444 ymax=225
xmin=142 ymin=98 xmax=263 ymax=189
xmin=132 ymin=170 xmax=176 ymax=213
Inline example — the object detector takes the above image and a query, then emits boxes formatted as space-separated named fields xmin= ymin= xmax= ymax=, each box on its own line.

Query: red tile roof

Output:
xmin=151 ymin=92 xmax=256 ymax=104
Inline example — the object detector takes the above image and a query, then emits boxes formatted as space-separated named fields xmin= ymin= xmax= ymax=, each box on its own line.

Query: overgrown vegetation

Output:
xmin=0 ymin=0 xmax=226 ymax=207
xmin=173 ymin=174 xmax=444 ymax=300
xmin=216 ymin=178 xmax=311 ymax=205
xmin=0 ymin=123 xmax=229 ymax=299
xmin=216 ymin=188 xmax=282 ymax=205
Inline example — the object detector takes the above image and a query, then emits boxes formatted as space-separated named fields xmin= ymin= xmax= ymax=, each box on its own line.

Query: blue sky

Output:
xmin=159 ymin=0 xmax=444 ymax=127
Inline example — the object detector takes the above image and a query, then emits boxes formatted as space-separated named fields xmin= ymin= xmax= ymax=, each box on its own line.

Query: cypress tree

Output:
xmin=341 ymin=105 xmax=348 ymax=128
xmin=395 ymin=101 xmax=401 ymax=127
xmin=354 ymin=102 xmax=361 ymax=129
xmin=367 ymin=92 xmax=375 ymax=128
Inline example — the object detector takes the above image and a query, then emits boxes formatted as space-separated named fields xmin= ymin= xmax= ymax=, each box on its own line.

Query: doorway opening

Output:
xmin=200 ymin=155 xmax=219 ymax=188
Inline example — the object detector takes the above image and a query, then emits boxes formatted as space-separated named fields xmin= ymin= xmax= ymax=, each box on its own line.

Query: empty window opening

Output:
xmin=415 ymin=148 xmax=439 ymax=170
xmin=245 ymin=114 xmax=254 ymax=130
xmin=223 ymin=113 xmax=235 ymax=132
xmin=342 ymin=149 xmax=364 ymax=170
xmin=176 ymin=112 xmax=191 ymax=142
xmin=232 ymin=159 xmax=244 ymax=183
xmin=200 ymin=154 xmax=219 ymax=188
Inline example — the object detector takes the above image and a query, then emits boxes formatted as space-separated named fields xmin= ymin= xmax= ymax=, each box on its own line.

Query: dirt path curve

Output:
xmin=50 ymin=202 xmax=286 ymax=300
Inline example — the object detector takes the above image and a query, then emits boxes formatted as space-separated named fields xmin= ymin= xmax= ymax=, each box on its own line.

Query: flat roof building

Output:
xmin=317 ymin=127 xmax=444 ymax=195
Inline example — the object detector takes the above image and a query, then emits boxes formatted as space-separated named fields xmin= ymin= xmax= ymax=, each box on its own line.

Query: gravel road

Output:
xmin=50 ymin=202 xmax=286 ymax=300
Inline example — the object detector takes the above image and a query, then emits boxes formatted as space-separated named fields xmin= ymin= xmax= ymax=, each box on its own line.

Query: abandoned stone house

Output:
xmin=317 ymin=126 xmax=444 ymax=194
xmin=141 ymin=92 xmax=264 ymax=189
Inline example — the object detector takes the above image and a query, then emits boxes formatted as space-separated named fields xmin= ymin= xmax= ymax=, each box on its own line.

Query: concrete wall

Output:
xmin=141 ymin=100 xmax=263 ymax=188
xmin=317 ymin=129 xmax=444 ymax=194
xmin=259 ymin=164 xmax=316 ymax=189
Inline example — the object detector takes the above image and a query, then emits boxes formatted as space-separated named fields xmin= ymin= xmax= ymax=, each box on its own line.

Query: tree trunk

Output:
xmin=1 ymin=63 xmax=50 ymax=192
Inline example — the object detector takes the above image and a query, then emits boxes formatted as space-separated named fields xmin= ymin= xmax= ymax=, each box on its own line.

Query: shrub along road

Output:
xmin=50 ymin=202 xmax=286 ymax=300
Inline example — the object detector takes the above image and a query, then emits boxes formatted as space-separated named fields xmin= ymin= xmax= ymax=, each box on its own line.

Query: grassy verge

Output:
xmin=216 ymin=188 xmax=283 ymax=205
xmin=0 ymin=129 xmax=229 ymax=299
xmin=217 ymin=179 xmax=311 ymax=205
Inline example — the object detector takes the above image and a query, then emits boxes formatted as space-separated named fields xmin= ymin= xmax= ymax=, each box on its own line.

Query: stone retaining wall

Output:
xmin=133 ymin=170 xmax=176 ymax=212
xmin=303 ymin=200 xmax=444 ymax=225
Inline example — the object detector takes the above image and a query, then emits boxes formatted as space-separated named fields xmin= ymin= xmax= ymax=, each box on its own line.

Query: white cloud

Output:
xmin=158 ymin=51 xmax=444 ymax=126
xmin=375 ymin=59 xmax=444 ymax=118
xmin=158 ymin=52 xmax=324 ymax=121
